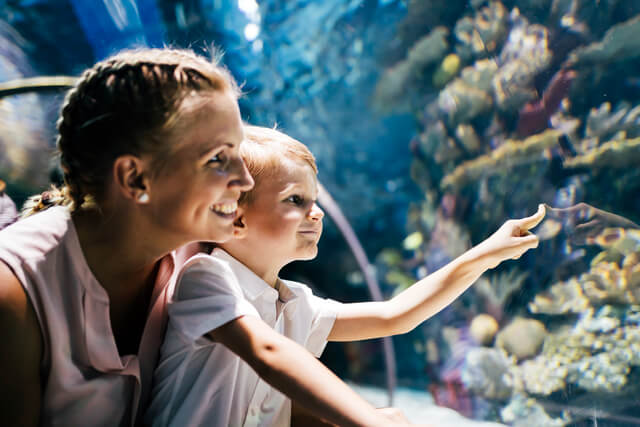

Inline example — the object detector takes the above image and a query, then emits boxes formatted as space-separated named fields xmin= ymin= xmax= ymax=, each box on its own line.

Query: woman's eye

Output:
xmin=206 ymin=154 xmax=223 ymax=165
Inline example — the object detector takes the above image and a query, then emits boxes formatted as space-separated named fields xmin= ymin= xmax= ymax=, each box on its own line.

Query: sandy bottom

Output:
xmin=349 ymin=383 xmax=505 ymax=426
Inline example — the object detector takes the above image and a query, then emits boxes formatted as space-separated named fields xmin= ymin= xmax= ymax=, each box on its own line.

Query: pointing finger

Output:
xmin=519 ymin=204 xmax=546 ymax=230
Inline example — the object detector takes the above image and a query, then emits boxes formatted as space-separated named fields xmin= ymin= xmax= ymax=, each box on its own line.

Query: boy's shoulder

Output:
xmin=278 ymin=279 xmax=323 ymax=305
xmin=279 ymin=278 xmax=313 ymax=295
xmin=179 ymin=252 xmax=236 ymax=280
xmin=173 ymin=251 xmax=241 ymax=301
xmin=279 ymin=279 xmax=343 ymax=310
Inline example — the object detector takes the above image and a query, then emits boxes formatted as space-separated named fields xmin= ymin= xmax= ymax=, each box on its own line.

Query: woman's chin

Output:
xmin=205 ymin=228 xmax=235 ymax=244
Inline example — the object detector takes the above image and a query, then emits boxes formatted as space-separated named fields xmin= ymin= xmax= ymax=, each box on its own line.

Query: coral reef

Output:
xmin=565 ymin=136 xmax=640 ymax=170
xmin=454 ymin=1 xmax=508 ymax=61
xmin=461 ymin=347 xmax=513 ymax=400
xmin=374 ymin=27 xmax=449 ymax=109
xmin=492 ymin=11 xmax=552 ymax=112
xmin=455 ymin=227 xmax=640 ymax=423
xmin=375 ymin=0 xmax=640 ymax=422
xmin=416 ymin=119 xmax=463 ymax=166
xmin=432 ymin=53 xmax=461 ymax=88
xmin=592 ymin=228 xmax=640 ymax=255
xmin=459 ymin=58 xmax=498 ymax=92
xmin=475 ymin=268 xmax=529 ymax=319
xmin=454 ymin=124 xmax=483 ymax=154
xmin=500 ymin=394 xmax=570 ymax=427
xmin=441 ymin=129 xmax=560 ymax=190
xmin=584 ymin=101 xmax=640 ymax=144
xmin=514 ymin=354 xmax=568 ymax=395
xmin=581 ymin=256 xmax=640 ymax=305
xmin=438 ymin=77 xmax=494 ymax=126
xmin=436 ymin=58 xmax=498 ymax=127
xmin=529 ymin=277 xmax=589 ymax=314
xmin=495 ymin=317 xmax=547 ymax=360
xmin=469 ymin=313 xmax=499 ymax=346
xmin=516 ymin=68 xmax=576 ymax=137
xmin=504 ymin=229 xmax=640 ymax=415
xmin=531 ymin=229 xmax=640 ymax=309
xmin=568 ymin=15 xmax=640 ymax=67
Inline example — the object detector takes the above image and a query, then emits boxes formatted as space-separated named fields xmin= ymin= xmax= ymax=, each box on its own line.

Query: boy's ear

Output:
xmin=232 ymin=211 xmax=248 ymax=239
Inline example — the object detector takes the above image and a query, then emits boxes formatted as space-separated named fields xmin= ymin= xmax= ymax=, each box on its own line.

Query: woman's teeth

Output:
xmin=211 ymin=202 xmax=237 ymax=215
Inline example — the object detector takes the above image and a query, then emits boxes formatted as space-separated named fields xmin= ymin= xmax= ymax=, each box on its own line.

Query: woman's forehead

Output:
xmin=170 ymin=93 xmax=243 ymax=154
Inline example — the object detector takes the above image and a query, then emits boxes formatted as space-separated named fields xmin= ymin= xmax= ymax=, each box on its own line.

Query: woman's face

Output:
xmin=145 ymin=90 xmax=254 ymax=245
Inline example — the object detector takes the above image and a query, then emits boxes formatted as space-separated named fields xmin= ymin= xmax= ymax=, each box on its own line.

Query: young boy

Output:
xmin=146 ymin=126 xmax=545 ymax=427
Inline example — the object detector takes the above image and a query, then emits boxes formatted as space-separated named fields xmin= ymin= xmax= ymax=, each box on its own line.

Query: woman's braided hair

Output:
xmin=22 ymin=47 xmax=238 ymax=217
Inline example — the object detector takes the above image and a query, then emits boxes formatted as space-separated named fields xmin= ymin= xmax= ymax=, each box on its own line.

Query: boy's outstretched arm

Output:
xmin=329 ymin=204 xmax=545 ymax=342
xmin=210 ymin=315 xmax=423 ymax=427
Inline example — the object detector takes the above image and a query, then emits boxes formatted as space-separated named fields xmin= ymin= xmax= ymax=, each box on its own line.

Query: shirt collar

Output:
xmin=211 ymin=248 xmax=299 ymax=304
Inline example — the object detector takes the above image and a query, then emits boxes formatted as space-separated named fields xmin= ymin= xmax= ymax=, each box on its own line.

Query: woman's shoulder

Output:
xmin=0 ymin=206 xmax=73 ymax=264
xmin=0 ymin=260 xmax=43 ymax=423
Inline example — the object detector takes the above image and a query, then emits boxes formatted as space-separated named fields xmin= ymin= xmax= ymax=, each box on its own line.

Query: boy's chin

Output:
xmin=296 ymin=247 xmax=319 ymax=261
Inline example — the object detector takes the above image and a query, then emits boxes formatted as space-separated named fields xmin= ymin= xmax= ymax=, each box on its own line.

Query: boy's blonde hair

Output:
xmin=240 ymin=125 xmax=318 ymax=206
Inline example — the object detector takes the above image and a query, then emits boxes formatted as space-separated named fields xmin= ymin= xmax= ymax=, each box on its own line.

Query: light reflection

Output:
xmin=244 ymin=23 xmax=260 ymax=41
xmin=103 ymin=0 xmax=138 ymax=31
xmin=237 ymin=0 xmax=259 ymax=15
xmin=175 ymin=3 xmax=187 ymax=29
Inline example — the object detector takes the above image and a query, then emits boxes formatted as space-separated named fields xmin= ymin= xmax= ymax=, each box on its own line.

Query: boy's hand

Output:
xmin=376 ymin=407 xmax=434 ymax=427
xmin=376 ymin=407 xmax=408 ymax=422
xmin=473 ymin=204 xmax=546 ymax=269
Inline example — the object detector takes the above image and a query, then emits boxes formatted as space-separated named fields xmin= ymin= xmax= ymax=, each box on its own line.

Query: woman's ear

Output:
xmin=113 ymin=155 xmax=151 ymax=203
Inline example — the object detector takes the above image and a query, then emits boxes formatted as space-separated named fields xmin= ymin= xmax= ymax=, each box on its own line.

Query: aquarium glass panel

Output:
xmin=2 ymin=1 xmax=640 ymax=425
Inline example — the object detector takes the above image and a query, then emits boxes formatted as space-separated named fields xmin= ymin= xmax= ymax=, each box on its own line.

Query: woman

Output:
xmin=0 ymin=48 xmax=254 ymax=426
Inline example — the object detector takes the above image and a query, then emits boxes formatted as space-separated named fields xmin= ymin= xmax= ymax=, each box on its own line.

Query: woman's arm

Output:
xmin=329 ymin=205 xmax=545 ymax=342
xmin=0 ymin=262 xmax=43 ymax=426
xmin=209 ymin=315 xmax=417 ymax=427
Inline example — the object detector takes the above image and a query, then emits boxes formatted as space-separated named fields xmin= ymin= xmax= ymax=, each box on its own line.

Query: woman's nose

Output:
xmin=230 ymin=156 xmax=254 ymax=191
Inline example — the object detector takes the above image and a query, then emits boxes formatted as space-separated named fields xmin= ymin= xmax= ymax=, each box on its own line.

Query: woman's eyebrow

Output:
xmin=198 ymin=141 xmax=233 ymax=157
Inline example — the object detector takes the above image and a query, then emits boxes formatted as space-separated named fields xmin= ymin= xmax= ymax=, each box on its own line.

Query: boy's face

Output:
xmin=240 ymin=158 xmax=324 ymax=266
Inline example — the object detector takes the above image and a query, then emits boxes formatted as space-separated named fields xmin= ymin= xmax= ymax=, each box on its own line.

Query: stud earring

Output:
xmin=137 ymin=192 xmax=149 ymax=204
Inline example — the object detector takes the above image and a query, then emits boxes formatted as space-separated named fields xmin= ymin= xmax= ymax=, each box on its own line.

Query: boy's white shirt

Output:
xmin=146 ymin=248 xmax=342 ymax=427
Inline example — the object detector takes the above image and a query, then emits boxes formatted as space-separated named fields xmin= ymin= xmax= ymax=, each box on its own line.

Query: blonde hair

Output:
xmin=23 ymin=47 xmax=238 ymax=217
xmin=240 ymin=125 xmax=317 ymax=206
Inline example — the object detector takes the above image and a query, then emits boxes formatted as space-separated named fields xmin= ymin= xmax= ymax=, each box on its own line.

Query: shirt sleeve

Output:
xmin=305 ymin=292 xmax=343 ymax=357
xmin=168 ymin=255 xmax=260 ymax=342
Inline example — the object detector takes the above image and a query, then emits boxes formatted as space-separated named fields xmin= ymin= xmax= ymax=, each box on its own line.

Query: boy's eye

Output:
xmin=286 ymin=195 xmax=304 ymax=206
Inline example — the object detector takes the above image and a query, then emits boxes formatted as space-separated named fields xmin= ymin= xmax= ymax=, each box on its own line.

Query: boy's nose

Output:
xmin=308 ymin=203 xmax=324 ymax=221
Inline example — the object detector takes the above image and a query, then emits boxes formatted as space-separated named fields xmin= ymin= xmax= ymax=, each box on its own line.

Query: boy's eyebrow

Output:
xmin=278 ymin=182 xmax=301 ymax=193
xmin=278 ymin=180 xmax=318 ymax=197
xmin=278 ymin=181 xmax=304 ymax=194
